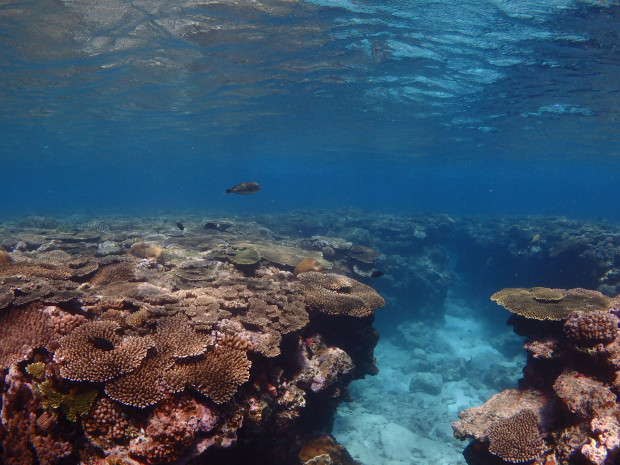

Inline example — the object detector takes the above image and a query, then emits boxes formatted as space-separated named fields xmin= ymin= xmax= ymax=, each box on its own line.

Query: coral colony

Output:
xmin=0 ymin=216 xmax=384 ymax=465
xmin=1 ymin=212 xmax=620 ymax=465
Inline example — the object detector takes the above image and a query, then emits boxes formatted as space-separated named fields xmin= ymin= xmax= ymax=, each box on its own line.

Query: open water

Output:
xmin=1 ymin=1 xmax=620 ymax=464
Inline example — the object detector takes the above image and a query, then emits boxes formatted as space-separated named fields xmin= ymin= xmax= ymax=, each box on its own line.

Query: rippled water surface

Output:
xmin=1 ymin=0 xmax=619 ymax=216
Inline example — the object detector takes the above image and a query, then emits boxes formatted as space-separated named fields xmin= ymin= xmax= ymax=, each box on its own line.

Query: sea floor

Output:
xmin=333 ymin=295 xmax=526 ymax=465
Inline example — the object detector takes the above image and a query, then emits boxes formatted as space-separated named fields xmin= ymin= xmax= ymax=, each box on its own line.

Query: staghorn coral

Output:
xmin=298 ymin=272 xmax=385 ymax=317
xmin=38 ymin=250 xmax=72 ymax=263
xmin=104 ymin=314 xmax=250 ymax=408
xmin=170 ymin=278 xmax=309 ymax=357
xmin=491 ymin=287 xmax=611 ymax=321
xmin=563 ymin=310 xmax=619 ymax=345
xmin=486 ymin=409 xmax=547 ymax=463
xmin=294 ymin=257 xmax=323 ymax=277
xmin=0 ymin=215 xmax=388 ymax=465
xmin=55 ymin=320 xmax=153 ymax=382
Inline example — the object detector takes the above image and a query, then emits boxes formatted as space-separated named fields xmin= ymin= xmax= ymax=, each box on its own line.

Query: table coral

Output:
xmin=455 ymin=287 xmax=620 ymax=465
xmin=491 ymin=287 xmax=611 ymax=321
xmin=298 ymin=272 xmax=385 ymax=317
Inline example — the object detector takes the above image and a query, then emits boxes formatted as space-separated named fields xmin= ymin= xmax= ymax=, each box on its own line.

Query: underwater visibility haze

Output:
xmin=2 ymin=1 xmax=620 ymax=465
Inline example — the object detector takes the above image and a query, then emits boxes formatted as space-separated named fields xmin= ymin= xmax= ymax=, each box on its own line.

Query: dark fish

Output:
xmin=225 ymin=182 xmax=261 ymax=195
xmin=89 ymin=336 xmax=115 ymax=351
xmin=176 ymin=222 xmax=184 ymax=231
xmin=371 ymin=270 xmax=384 ymax=278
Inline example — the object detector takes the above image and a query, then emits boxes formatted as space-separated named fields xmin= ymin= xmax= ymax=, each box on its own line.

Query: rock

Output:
xmin=409 ymin=371 xmax=443 ymax=395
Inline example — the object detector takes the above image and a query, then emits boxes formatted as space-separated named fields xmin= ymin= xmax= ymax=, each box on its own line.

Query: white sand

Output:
xmin=333 ymin=296 xmax=525 ymax=465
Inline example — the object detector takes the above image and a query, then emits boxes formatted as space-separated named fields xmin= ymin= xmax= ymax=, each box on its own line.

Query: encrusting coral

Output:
xmin=55 ymin=320 xmax=153 ymax=382
xmin=486 ymin=409 xmax=547 ymax=463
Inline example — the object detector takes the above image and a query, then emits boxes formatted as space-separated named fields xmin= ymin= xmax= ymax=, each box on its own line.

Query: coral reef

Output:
xmin=453 ymin=286 xmax=620 ymax=465
xmin=0 ymin=216 xmax=386 ymax=465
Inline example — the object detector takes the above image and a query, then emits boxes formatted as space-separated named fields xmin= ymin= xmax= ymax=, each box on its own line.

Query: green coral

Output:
xmin=35 ymin=380 xmax=98 ymax=422
xmin=232 ymin=246 xmax=261 ymax=265
xmin=26 ymin=362 xmax=46 ymax=382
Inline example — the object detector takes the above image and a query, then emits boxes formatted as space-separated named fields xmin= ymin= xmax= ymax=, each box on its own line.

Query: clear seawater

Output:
xmin=1 ymin=0 xmax=619 ymax=220
xmin=1 ymin=0 xmax=620 ymax=463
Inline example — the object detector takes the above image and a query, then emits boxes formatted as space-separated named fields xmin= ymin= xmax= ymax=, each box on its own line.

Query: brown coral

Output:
xmin=294 ymin=258 xmax=323 ymax=277
xmin=0 ymin=304 xmax=55 ymax=370
xmin=55 ymin=320 xmax=153 ymax=382
xmin=90 ymin=261 xmax=135 ymax=286
xmin=553 ymin=370 xmax=616 ymax=420
xmin=491 ymin=287 xmax=611 ymax=321
xmin=0 ymin=262 xmax=72 ymax=280
xmin=165 ymin=344 xmax=251 ymax=404
xmin=105 ymin=355 xmax=169 ymax=408
xmin=0 ymin=250 xmax=13 ymax=264
xmin=298 ymin=272 xmax=385 ymax=317
xmin=487 ymin=409 xmax=547 ymax=463
xmin=348 ymin=244 xmax=381 ymax=264
xmin=563 ymin=310 xmax=619 ymax=345
xmin=154 ymin=313 xmax=212 ymax=359
xmin=104 ymin=314 xmax=249 ymax=407
xmin=82 ymin=397 xmax=137 ymax=445
xmin=300 ymin=435 xmax=347 ymax=465
xmin=128 ymin=243 xmax=163 ymax=260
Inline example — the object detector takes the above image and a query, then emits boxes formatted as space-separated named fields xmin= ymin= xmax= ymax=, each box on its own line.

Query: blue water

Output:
xmin=2 ymin=1 xmax=620 ymax=463
xmin=1 ymin=0 xmax=619 ymax=220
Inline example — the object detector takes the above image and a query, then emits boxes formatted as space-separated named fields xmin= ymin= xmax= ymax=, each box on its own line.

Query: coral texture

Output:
xmin=55 ymin=320 xmax=153 ymax=382
xmin=563 ymin=310 xmax=620 ymax=345
xmin=298 ymin=272 xmax=386 ymax=317
xmin=486 ymin=409 xmax=547 ymax=463
xmin=491 ymin=287 xmax=611 ymax=320
xmin=455 ymin=287 xmax=620 ymax=465
xmin=0 ymin=216 xmax=387 ymax=465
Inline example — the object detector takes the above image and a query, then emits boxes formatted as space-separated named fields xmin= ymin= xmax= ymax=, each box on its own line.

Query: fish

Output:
xmin=89 ymin=336 xmax=115 ymax=351
xmin=225 ymin=182 xmax=261 ymax=195
xmin=176 ymin=222 xmax=184 ymax=231
xmin=371 ymin=270 xmax=384 ymax=278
